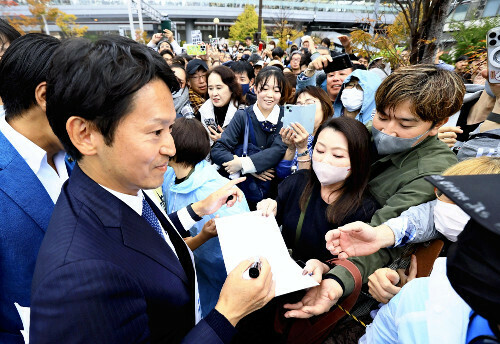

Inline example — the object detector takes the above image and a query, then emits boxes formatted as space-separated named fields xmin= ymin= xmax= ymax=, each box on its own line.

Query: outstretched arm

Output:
xmin=325 ymin=221 xmax=395 ymax=259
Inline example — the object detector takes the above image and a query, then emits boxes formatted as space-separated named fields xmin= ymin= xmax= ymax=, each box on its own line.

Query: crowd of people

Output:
xmin=0 ymin=17 xmax=499 ymax=344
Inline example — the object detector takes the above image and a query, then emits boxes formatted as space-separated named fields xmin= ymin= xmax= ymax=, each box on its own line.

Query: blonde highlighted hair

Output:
xmin=375 ymin=64 xmax=465 ymax=123
xmin=443 ymin=157 xmax=500 ymax=176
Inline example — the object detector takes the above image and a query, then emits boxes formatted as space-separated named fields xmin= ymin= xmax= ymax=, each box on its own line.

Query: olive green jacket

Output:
xmin=328 ymin=134 xmax=458 ymax=296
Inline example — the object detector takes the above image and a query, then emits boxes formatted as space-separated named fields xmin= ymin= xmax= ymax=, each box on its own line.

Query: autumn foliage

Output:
xmin=6 ymin=0 xmax=87 ymax=38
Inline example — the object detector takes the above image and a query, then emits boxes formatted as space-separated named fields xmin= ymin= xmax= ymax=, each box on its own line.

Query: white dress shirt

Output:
xmin=0 ymin=115 xmax=68 ymax=203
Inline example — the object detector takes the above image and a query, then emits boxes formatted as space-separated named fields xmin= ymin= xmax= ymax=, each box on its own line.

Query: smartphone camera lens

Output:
xmin=490 ymin=32 xmax=497 ymax=39
xmin=493 ymin=50 xmax=500 ymax=65
xmin=491 ymin=40 xmax=497 ymax=46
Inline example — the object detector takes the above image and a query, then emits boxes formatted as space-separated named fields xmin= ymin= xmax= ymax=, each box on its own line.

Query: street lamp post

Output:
xmin=213 ymin=17 xmax=219 ymax=39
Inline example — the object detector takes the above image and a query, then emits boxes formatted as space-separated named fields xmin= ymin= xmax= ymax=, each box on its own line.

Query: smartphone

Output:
xmin=487 ymin=27 xmax=500 ymax=83
xmin=323 ymin=53 xmax=353 ymax=74
xmin=258 ymin=43 xmax=263 ymax=51
xmin=184 ymin=44 xmax=207 ymax=56
xmin=209 ymin=124 xmax=221 ymax=133
xmin=282 ymin=104 xmax=316 ymax=134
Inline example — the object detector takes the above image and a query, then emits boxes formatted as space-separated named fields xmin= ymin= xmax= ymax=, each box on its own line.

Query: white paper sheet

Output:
xmin=14 ymin=302 xmax=30 ymax=344
xmin=215 ymin=211 xmax=318 ymax=296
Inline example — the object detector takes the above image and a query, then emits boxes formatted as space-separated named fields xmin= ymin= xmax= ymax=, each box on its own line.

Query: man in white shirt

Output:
xmin=0 ymin=33 xmax=66 ymax=344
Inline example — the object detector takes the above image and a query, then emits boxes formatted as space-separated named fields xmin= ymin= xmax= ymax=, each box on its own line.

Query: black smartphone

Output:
xmin=323 ymin=53 xmax=353 ymax=74
xmin=209 ymin=124 xmax=221 ymax=133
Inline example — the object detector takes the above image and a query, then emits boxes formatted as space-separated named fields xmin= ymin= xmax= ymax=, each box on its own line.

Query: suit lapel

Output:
xmin=120 ymin=201 xmax=190 ymax=286
xmin=0 ymin=132 xmax=54 ymax=232
xmin=68 ymin=164 xmax=191 ymax=286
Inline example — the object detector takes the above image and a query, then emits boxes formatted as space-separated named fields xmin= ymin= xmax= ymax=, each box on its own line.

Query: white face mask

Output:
xmin=340 ymin=88 xmax=364 ymax=112
xmin=433 ymin=199 xmax=471 ymax=242
xmin=312 ymin=160 xmax=350 ymax=186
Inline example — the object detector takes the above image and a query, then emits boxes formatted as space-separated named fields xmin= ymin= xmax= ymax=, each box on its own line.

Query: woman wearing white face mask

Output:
xmin=332 ymin=69 xmax=382 ymax=125
xmin=324 ymin=156 xmax=500 ymax=304
xmin=257 ymin=117 xmax=379 ymax=263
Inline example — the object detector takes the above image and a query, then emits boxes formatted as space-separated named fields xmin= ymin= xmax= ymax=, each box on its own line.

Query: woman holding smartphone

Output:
xmin=199 ymin=66 xmax=245 ymax=146
xmin=276 ymin=86 xmax=333 ymax=179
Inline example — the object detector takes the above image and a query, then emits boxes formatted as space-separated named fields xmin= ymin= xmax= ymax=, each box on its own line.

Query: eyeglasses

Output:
xmin=296 ymin=98 xmax=317 ymax=106
xmin=189 ymin=74 xmax=206 ymax=81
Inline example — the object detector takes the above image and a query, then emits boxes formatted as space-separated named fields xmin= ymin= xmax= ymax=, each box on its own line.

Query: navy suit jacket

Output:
xmin=30 ymin=164 xmax=235 ymax=343
xmin=0 ymin=131 xmax=72 ymax=344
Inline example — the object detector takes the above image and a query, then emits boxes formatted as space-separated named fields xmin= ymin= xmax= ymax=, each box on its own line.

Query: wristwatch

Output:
xmin=297 ymin=150 xmax=309 ymax=157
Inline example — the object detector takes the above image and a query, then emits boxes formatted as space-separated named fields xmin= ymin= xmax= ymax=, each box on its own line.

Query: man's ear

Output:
xmin=429 ymin=118 xmax=449 ymax=136
xmin=34 ymin=82 xmax=47 ymax=113
xmin=66 ymin=116 xmax=100 ymax=157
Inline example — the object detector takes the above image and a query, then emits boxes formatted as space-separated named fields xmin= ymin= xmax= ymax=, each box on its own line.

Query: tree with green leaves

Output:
xmin=229 ymin=4 xmax=267 ymax=43
xmin=272 ymin=9 xmax=303 ymax=49
xmin=448 ymin=16 xmax=500 ymax=60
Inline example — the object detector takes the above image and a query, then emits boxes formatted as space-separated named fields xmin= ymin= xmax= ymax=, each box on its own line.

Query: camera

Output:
xmin=487 ymin=27 xmax=500 ymax=83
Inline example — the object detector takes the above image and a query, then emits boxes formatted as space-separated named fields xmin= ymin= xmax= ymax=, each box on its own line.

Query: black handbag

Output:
xmin=231 ymin=109 xmax=271 ymax=203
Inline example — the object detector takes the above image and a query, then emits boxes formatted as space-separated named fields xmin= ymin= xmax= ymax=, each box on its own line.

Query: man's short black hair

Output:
xmin=0 ymin=18 xmax=21 ymax=50
xmin=245 ymin=36 xmax=251 ymax=41
xmin=272 ymin=47 xmax=284 ymax=59
xmin=230 ymin=61 xmax=255 ymax=81
xmin=321 ymin=37 xmax=331 ymax=47
xmin=46 ymin=35 xmax=179 ymax=161
xmin=0 ymin=33 xmax=60 ymax=121
xmin=171 ymin=117 xmax=210 ymax=167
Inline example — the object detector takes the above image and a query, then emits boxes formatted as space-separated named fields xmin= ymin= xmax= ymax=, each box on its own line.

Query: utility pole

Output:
xmin=369 ymin=0 xmax=380 ymax=35
xmin=256 ymin=0 xmax=263 ymax=45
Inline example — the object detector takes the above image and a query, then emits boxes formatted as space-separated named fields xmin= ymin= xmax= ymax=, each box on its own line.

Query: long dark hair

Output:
xmin=207 ymin=65 xmax=245 ymax=107
xmin=299 ymin=117 xmax=371 ymax=224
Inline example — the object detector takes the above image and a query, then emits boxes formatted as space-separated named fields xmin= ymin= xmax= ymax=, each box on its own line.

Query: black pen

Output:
xmin=243 ymin=258 xmax=261 ymax=279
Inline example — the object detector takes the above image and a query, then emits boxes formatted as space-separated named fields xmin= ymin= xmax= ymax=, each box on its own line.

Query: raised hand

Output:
xmin=438 ymin=126 xmax=463 ymax=148
xmin=368 ymin=268 xmax=401 ymax=304
xmin=325 ymin=222 xmax=395 ymax=259
xmin=191 ymin=177 xmax=246 ymax=217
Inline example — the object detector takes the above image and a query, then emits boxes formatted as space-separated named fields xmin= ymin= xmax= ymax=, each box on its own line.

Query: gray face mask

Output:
xmin=372 ymin=126 xmax=431 ymax=155
xmin=172 ymin=87 xmax=190 ymax=114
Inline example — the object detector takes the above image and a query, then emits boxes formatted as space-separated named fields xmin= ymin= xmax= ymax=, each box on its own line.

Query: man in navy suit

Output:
xmin=0 ymin=34 xmax=67 ymax=344
xmin=30 ymin=36 xmax=275 ymax=343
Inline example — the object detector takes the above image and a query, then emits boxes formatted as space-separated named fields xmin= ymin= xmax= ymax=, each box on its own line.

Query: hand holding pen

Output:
xmin=215 ymin=257 xmax=275 ymax=326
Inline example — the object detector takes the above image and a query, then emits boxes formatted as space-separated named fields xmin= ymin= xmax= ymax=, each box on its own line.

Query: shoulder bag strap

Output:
xmin=295 ymin=196 xmax=311 ymax=248
xmin=468 ymin=132 xmax=500 ymax=141
xmin=242 ymin=110 xmax=249 ymax=157
xmin=246 ymin=108 xmax=258 ymax=146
